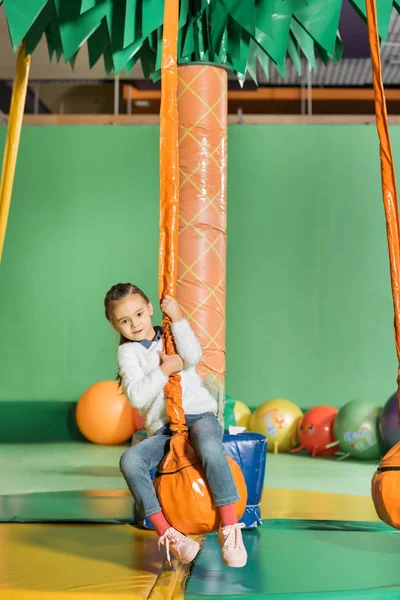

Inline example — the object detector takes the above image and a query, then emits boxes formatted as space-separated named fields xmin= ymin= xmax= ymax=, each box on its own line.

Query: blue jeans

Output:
xmin=119 ymin=412 xmax=240 ymax=517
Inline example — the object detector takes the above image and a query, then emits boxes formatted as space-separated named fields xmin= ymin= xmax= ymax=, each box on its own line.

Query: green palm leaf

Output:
xmin=0 ymin=0 xmax=398 ymax=81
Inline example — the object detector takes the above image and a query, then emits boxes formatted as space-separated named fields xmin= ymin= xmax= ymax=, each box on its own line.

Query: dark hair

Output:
xmin=104 ymin=283 xmax=151 ymax=385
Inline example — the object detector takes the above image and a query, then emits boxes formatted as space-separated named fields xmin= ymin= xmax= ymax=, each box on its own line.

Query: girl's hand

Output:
xmin=158 ymin=351 xmax=184 ymax=376
xmin=161 ymin=295 xmax=184 ymax=322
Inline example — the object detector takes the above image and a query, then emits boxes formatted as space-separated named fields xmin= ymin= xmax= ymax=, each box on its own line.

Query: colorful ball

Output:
xmin=249 ymin=398 xmax=303 ymax=453
xmin=234 ymin=400 xmax=252 ymax=428
xmin=379 ymin=392 xmax=400 ymax=450
xmin=295 ymin=406 xmax=338 ymax=457
xmin=76 ymin=380 xmax=137 ymax=445
xmin=334 ymin=398 xmax=384 ymax=460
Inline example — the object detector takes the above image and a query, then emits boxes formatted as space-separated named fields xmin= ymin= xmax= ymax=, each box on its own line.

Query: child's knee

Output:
xmin=197 ymin=438 xmax=225 ymax=461
xmin=119 ymin=446 xmax=146 ymax=475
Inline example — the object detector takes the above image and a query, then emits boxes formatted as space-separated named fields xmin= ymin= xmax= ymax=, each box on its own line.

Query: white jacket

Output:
xmin=117 ymin=319 xmax=218 ymax=436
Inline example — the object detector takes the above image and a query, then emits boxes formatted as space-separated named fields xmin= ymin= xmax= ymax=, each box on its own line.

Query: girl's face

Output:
xmin=111 ymin=294 xmax=155 ymax=342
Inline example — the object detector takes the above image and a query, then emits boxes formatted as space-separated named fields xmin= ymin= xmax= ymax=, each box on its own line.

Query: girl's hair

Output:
xmin=104 ymin=283 xmax=151 ymax=385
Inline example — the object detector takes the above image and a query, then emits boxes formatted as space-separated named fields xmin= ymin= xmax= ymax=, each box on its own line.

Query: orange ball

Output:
xmin=372 ymin=442 xmax=400 ymax=528
xmin=154 ymin=434 xmax=247 ymax=534
xmin=155 ymin=457 xmax=247 ymax=534
xmin=76 ymin=380 xmax=136 ymax=445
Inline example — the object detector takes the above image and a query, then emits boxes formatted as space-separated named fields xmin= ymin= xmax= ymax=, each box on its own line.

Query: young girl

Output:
xmin=104 ymin=283 xmax=247 ymax=568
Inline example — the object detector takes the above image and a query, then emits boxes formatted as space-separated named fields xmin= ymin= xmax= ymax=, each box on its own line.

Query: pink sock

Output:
xmin=148 ymin=511 xmax=171 ymax=536
xmin=218 ymin=503 xmax=238 ymax=528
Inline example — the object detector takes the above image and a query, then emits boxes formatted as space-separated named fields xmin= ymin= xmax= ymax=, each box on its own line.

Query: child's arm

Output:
xmin=118 ymin=344 xmax=168 ymax=411
xmin=171 ymin=319 xmax=202 ymax=369
xmin=161 ymin=296 xmax=202 ymax=369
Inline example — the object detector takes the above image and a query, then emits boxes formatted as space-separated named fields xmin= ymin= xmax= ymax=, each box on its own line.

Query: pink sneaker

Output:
xmin=217 ymin=523 xmax=247 ymax=568
xmin=158 ymin=527 xmax=200 ymax=565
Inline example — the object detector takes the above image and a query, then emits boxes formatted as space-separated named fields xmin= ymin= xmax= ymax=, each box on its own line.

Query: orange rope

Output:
xmin=158 ymin=0 xmax=186 ymax=432
xmin=366 ymin=0 xmax=400 ymax=418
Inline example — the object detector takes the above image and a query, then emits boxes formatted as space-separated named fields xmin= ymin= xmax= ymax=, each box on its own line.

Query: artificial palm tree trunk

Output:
xmin=176 ymin=65 xmax=228 ymax=422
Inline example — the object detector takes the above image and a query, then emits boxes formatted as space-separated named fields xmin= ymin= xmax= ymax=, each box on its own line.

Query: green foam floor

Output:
xmin=185 ymin=521 xmax=400 ymax=599
xmin=0 ymin=443 xmax=377 ymax=497
xmin=0 ymin=442 xmax=125 ymax=495
xmin=0 ymin=490 xmax=134 ymax=522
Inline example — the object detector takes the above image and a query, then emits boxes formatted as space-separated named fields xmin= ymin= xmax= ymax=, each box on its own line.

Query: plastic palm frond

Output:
xmin=1 ymin=0 xmax=398 ymax=80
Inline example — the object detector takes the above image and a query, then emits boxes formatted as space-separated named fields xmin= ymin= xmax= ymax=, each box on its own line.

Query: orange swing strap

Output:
xmin=158 ymin=0 xmax=187 ymax=433
xmin=366 ymin=0 xmax=400 ymax=419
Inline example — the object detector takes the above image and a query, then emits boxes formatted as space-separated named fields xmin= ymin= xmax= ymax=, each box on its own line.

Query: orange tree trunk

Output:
xmin=176 ymin=65 xmax=228 ymax=421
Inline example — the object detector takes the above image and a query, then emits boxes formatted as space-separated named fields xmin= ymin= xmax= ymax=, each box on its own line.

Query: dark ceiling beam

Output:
xmin=123 ymin=84 xmax=400 ymax=102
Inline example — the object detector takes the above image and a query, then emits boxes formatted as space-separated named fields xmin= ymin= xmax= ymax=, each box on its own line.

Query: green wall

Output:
xmin=0 ymin=125 xmax=397 ymax=410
